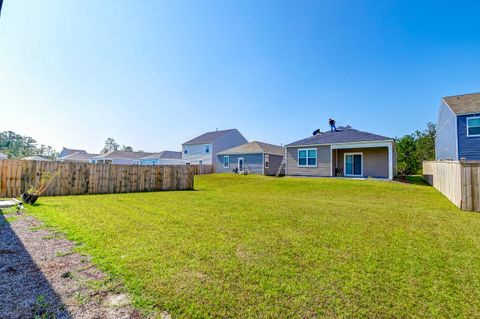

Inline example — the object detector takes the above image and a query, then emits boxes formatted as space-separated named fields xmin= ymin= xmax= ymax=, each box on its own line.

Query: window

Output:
xmin=265 ymin=154 xmax=269 ymax=168
xmin=199 ymin=160 xmax=203 ymax=165
xmin=184 ymin=149 xmax=188 ymax=154
xmin=205 ymin=145 xmax=210 ymax=153
xmin=467 ymin=117 xmax=480 ymax=137
xmin=298 ymin=148 xmax=317 ymax=167
xmin=223 ymin=156 xmax=230 ymax=168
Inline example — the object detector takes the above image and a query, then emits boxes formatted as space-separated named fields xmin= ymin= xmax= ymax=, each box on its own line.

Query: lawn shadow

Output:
xmin=0 ymin=212 xmax=72 ymax=319
xmin=395 ymin=175 xmax=430 ymax=186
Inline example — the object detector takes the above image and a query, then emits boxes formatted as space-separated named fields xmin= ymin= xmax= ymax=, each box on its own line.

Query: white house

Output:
xmin=182 ymin=129 xmax=248 ymax=165
xmin=139 ymin=151 xmax=184 ymax=165
xmin=0 ymin=152 xmax=7 ymax=160
xmin=90 ymin=151 xmax=153 ymax=165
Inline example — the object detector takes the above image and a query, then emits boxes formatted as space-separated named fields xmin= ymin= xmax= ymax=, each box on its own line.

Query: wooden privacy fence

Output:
xmin=423 ymin=161 xmax=480 ymax=211
xmin=0 ymin=160 xmax=194 ymax=198
xmin=190 ymin=164 xmax=216 ymax=175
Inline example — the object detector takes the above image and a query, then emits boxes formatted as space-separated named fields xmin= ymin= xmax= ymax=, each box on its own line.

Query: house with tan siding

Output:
xmin=285 ymin=126 xmax=395 ymax=180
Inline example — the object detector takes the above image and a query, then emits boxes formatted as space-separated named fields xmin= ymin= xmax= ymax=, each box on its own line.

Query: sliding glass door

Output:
xmin=344 ymin=153 xmax=363 ymax=176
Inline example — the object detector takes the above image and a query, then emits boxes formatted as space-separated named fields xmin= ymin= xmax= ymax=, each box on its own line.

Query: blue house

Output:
xmin=436 ymin=93 xmax=480 ymax=160
xmin=216 ymin=141 xmax=285 ymax=175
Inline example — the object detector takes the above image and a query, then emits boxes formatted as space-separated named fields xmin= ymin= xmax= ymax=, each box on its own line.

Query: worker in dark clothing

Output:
xmin=329 ymin=118 xmax=337 ymax=132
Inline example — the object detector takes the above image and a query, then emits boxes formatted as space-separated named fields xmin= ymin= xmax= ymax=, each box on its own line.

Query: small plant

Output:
xmin=22 ymin=171 xmax=61 ymax=204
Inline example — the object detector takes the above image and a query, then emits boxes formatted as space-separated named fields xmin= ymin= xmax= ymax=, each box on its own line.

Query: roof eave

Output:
xmin=285 ymin=139 xmax=395 ymax=148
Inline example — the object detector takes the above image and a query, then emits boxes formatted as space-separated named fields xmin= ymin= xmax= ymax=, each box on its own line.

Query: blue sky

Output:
xmin=1 ymin=1 xmax=479 ymax=152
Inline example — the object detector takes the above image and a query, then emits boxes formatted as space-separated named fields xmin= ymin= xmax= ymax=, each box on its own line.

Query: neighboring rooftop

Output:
xmin=140 ymin=151 xmax=182 ymax=160
xmin=218 ymin=141 xmax=285 ymax=156
xmin=443 ymin=93 xmax=480 ymax=115
xmin=92 ymin=151 xmax=154 ymax=160
xmin=58 ymin=148 xmax=87 ymax=158
xmin=183 ymin=129 xmax=238 ymax=145
xmin=58 ymin=151 xmax=99 ymax=162
xmin=286 ymin=126 xmax=393 ymax=147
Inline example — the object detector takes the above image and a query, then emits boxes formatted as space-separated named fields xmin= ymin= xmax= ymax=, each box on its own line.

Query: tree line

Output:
xmin=395 ymin=122 xmax=436 ymax=175
xmin=0 ymin=131 xmax=58 ymax=159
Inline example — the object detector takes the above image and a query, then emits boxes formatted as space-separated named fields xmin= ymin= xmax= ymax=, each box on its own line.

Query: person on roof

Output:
xmin=328 ymin=118 xmax=337 ymax=132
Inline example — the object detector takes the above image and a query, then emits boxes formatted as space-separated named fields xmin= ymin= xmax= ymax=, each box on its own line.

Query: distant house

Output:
xmin=216 ymin=141 xmax=285 ymax=175
xmin=58 ymin=151 xmax=99 ymax=163
xmin=90 ymin=151 xmax=153 ymax=165
xmin=436 ymin=93 xmax=480 ymax=160
xmin=22 ymin=156 xmax=49 ymax=161
xmin=182 ymin=129 xmax=248 ymax=165
xmin=58 ymin=148 xmax=87 ymax=159
xmin=285 ymin=126 xmax=395 ymax=180
xmin=139 ymin=151 xmax=184 ymax=165
xmin=0 ymin=152 xmax=7 ymax=160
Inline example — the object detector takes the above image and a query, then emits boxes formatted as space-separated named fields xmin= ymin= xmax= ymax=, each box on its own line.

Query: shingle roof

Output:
xmin=286 ymin=127 xmax=393 ymax=147
xmin=92 ymin=151 xmax=154 ymax=160
xmin=140 ymin=151 xmax=182 ymax=160
xmin=443 ymin=93 xmax=480 ymax=115
xmin=59 ymin=148 xmax=86 ymax=158
xmin=59 ymin=151 xmax=99 ymax=161
xmin=218 ymin=141 xmax=285 ymax=156
xmin=183 ymin=129 xmax=238 ymax=144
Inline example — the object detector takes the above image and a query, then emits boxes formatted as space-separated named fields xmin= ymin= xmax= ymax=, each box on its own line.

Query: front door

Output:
xmin=344 ymin=153 xmax=363 ymax=177
xmin=238 ymin=157 xmax=244 ymax=173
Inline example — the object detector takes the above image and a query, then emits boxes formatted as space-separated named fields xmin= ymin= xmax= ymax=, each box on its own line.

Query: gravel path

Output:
xmin=0 ymin=210 xmax=145 ymax=319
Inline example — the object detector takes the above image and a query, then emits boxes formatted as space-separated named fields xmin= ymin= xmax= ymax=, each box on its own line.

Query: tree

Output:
xmin=0 ymin=131 xmax=58 ymax=159
xmin=395 ymin=122 xmax=436 ymax=175
xmin=101 ymin=138 xmax=119 ymax=154
xmin=121 ymin=145 xmax=133 ymax=152
xmin=415 ymin=122 xmax=436 ymax=163
xmin=396 ymin=134 xmax=419 ymax=175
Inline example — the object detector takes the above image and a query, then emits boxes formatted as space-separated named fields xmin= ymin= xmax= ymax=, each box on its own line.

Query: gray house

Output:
xmin=90 ymin=151 xmax=153 ymax=165
xmin=58 ymin=151 xmax=99 ymax=163
xmin=436 ymin=93 xmax=480 ymax=160
xmin=139 ymin=151 xmax=184 ymax=165
xmin=216 ymin=141 xmax=285 ymax=175
xmin=182 ymin=129 xmax=248 ymax=165
xmin=285 ymin=126 xmax=395 ymax=180
xmin=58 ymin=148 xmax=87 ymax=159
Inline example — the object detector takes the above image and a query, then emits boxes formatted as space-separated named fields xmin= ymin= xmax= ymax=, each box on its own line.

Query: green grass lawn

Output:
xmin=26 ymin=175 xmax=480 ymax=318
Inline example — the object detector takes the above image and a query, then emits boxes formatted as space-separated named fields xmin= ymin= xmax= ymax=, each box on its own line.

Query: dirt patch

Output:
xmin=0 ymin=210 xmax=149 ymax=319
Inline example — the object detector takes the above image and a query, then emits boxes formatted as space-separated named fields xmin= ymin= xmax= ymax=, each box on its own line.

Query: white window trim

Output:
xmin=466 ymin=116 xmax=480 ymax=137
xmin=265 ymin=154 xmax=269 ymax=169
xmin=297 ymin=148 xmax=317 ymax=167
xmin=344 ymin=152 xmax=363 ymax=177
xmin=223 ymin=156 xmax=230 ymax=168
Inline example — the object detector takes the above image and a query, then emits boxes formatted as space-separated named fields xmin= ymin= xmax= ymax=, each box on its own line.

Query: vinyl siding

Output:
xmin=211 ymin=131 xmax=249 ymax=165
xmin=458 ymin=114 xmax=480 ymax=160
xmin=286 ymin=145 xmax=331 ymax=176
xmin=436 ymin=101 xmax=458 ymax=160
xmin=335 ymin=147 xmax=389 ymax=178
xmin=216 ymin=153 xmax=263 ymax=174
xmin=182 ymin=143 xmax=212 ymax=164
xmin=264 ymin=154 xmax=284 ymax=176
xmin=140 ymin=158 xmax=185 ymax=165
